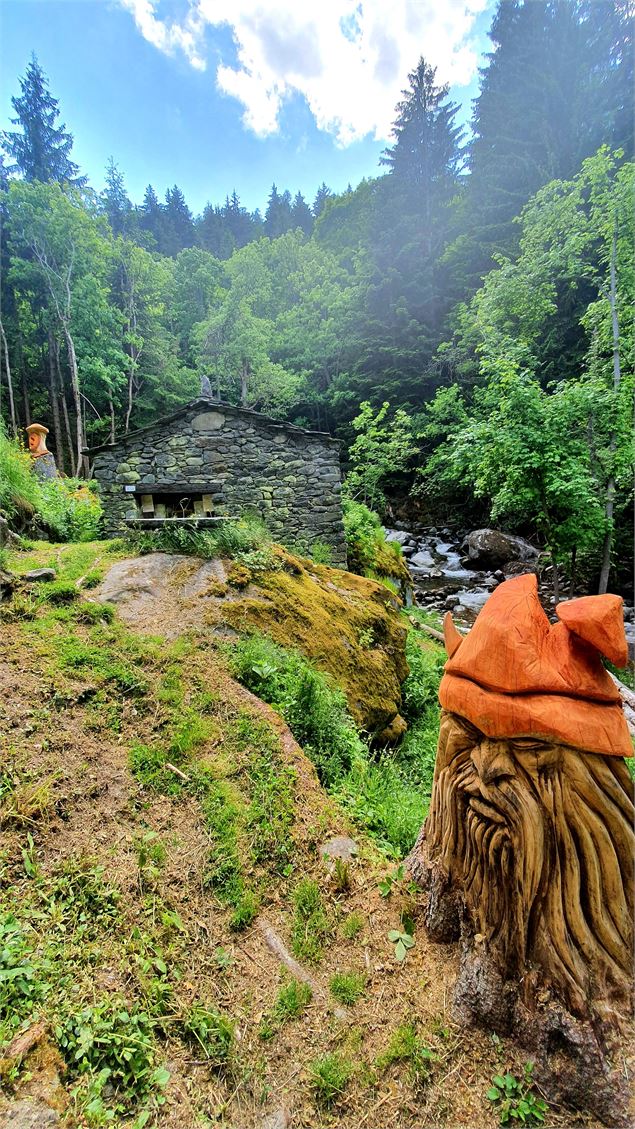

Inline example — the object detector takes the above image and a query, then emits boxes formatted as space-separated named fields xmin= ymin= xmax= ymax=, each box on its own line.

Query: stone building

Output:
xmin=90 ymin=398 xmax=346 ymax=564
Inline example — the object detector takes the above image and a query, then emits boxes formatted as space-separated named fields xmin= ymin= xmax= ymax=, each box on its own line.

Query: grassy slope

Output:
xmin=0 ymin=542 xmax=576 ymax=1129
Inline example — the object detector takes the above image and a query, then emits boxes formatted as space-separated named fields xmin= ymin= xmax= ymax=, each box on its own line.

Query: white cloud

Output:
xmin=119 ymin=0 xmax=489 ymax=143
xmin=119 ymin=0 xmax=207 ymax=70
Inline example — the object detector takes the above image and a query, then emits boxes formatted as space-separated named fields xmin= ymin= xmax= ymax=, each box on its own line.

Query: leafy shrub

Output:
xmin=0 ymin=424 xmax=40 ymax=521
xmin=55 ymin=999 xmax=162 ymax=1106
xmin=0 ymin=421 xmax=103 ymax=541
xmin=229 ymin=633 xmax=363 ymax=789
xmin=342 ymin=497 xmax=386 ymax=575
xmin=38 ymin=479 xmax=103 ymax=541
xmin=125 ymin=511 xmax=272 ymax=562
xmin=0 ymin=912 xmax=45 ymax=1040
xmin=229 ymin=629 xmax=444 ymax=856
xmin=487 ymin=1064 xmax=549 ymax=1125
xmin=342 ymin=497 xmax=409 ymax=592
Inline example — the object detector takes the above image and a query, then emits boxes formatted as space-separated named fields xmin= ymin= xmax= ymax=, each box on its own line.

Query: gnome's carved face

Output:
xmin=28 ymin=430 xmax=47 ymax=455
xmin=426 ymin=709 xmax=634 ymax=1019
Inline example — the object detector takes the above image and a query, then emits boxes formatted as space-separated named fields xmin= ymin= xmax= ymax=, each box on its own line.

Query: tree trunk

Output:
xmin=551 ymin=549 xmax=560 ymax=604
xmin=62 ymin=322 xmax=84 ymax=475
xmin=569 ymin=544 xmax=577 ymax=599
xmin=54 ymin=338 xmax=73 ymax=471
xmin=598 ymin=219 xmax=622 ymax=595
xmin=0 ymin=317 xmax=17 ymax=436
xmin=21 ymin=366 xmax=31 ymax=428
xmin=240 ymin=363 xmax=249 ymax=406
xmin=47 ymin=328 xmax=65 ymax=472
xmin=108 ymin=392 xmax=116 ymax=444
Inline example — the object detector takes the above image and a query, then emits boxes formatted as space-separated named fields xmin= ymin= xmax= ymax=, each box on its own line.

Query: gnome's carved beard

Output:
xmin=425 ymin=711 xmax=634 ymax=1021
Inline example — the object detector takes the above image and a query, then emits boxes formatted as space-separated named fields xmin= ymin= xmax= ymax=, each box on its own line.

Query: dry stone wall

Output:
xmin=91 ymin=401 xmax=347 ymax=565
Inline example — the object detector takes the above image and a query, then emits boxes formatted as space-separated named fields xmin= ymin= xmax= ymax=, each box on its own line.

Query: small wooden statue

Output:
xmin=408 ymin=574 xmax=634 ymax=1124
xmin=25 ymin=423 xmax=58 ymax=480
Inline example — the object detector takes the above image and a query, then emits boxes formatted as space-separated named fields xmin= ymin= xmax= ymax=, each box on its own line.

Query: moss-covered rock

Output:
xmin=221 ymin=548 xmax=409 ymax=740
xmin=93 ymin=543 xmax=409 ymax=742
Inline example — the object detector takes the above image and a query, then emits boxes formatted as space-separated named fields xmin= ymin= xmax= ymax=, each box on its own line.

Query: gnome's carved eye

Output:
xmin=471 ymin=741 xmax=516 ymax=786
xmin=511 ymin=738 xmax=545 ymax=752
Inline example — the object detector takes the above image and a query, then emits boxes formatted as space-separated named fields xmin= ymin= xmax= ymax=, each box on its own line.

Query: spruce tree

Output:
xmin=137 ymin=184 xmax=163 ymax=249
xmin=2 ymin=55 xmax=86 ymax=186
xmin=312 ymin=182 xmax=332 ymax=218
xmin=291 ymin=191 xmax=313 ymax=236
xmin=102 ymin=158 xmax=132 ymax=236
xmin=162 ymin=185 xmax=194 ymax=256
xmin=462 ymin=0 xmax=634 ymax=280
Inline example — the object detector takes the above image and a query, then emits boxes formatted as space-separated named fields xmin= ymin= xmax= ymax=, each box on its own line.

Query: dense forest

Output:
xmin=1 ymin=0 xmax=633 ymax=590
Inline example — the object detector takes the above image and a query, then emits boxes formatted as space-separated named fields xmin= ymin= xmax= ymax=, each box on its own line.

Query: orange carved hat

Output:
xmin=440 ymin=573 xmax=632 ymax=757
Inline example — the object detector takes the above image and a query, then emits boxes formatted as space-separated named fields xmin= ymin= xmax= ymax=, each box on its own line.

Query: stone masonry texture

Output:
xmin=91 ymin=400 xmax=347 ymax=565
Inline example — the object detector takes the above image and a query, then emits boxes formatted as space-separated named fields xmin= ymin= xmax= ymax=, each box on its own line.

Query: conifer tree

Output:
xmin=291 ymin=191 xmax=313 ymax=236
xmin=162 ymin=184 xmax=194 ymax=256
xmin=380 ymin=59 xmax=464 ymax=222
xmin=101 ymin=157 xmax=132 ymax=236
xmin=461 ymin=0 xmax=634 ymax=280
xmin=2 ymin=55 xmax=86 ymax=186
xmin=138 ymin=184 xmax=163 ymax=249
xmin=312 ymin=182 xmax=332 ymax=218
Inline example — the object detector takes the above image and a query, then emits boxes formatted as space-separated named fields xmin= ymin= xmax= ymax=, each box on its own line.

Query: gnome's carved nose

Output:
xmin=472 ymin=740 xmax=515 ymax=785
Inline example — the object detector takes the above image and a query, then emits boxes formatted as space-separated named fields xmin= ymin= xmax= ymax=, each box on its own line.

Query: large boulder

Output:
xmin=461 ymin=529 xmax=539 ymax=570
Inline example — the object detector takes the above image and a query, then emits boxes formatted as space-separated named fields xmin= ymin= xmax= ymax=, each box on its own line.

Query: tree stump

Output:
xmin=407 ymin=576 xmax=635 ymax=1125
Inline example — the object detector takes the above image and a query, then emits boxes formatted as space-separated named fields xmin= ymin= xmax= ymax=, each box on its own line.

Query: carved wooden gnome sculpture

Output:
xmin=407 ymin=574 xmax=634 ymax=1123
xmin=25 ymin=423 xmax=58 ymax=480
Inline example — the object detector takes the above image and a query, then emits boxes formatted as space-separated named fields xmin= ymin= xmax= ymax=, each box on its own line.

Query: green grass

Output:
xmin=341 ymin=912 xmax=365 ymax=940
xmin=124 ymin=511 xmax=273 ymax=563
xmin=179 ymin=1003 xmax=234 ymax=1065
xmin=258 ymin=978 xmax=312 ymax=1040
xmin=376 ymin=1023 xmax=436 ymax=1090
xmin=329 ymin=971 xmax=366 ymax=1006
xmin=228 ymin=627 xmax=445 ymax=858
xmin=309 ymin=1051 xmax=355 ymax=1108
xmin=291 ymin=878 xmax=331 ymax=963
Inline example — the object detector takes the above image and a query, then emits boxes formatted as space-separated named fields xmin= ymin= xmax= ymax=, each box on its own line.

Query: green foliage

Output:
xmin=341 ymin=912 xmax=364 ymax=940
xmin=179 ymin=1003 xmax=234 ymax=1065
xmin=309 ymin=1051 xmax=355 ymax=1108
xmin=0 ymin=912 xmax=44 ymax=1033
xmin=342 ymin=498 xmax=387 ymax=575
xmin=55 ymin=1000 xmax=165 ymax=1112
xmin=125 ymin=512 xmax=272 ymax=562
xmin=486 ymin=1064 xmax=549 ymax=1126
xmin=135 ymin=831 xmax=166 ymax=888
xmin=0 ymin=424 xmax=103 ymax=539
xmin=388 ymin=928 xmax=415 ymax=962
xmin=376 ymin=1023 xmax=435 ymax=1089
xmin=48 ymin=859 xmax=121 ymax=934
xmin=329 ymin=971 xmax=366 ymax=1006
xmin=0 ymin=424 xmax=40 ymax=520
xmin=229 ymin=627 xmax=444 ymax=857
xmin=291 ymin=878 xmax=331 ymax=963
xmin=378 ymin=864 xmax=405 ymax=897
xmin=229 ymin=633 xmax=363 ymax=790
xmin=258 ymin=979 xmax=312 ymax=1040
xmin=423 ymin=150 xmax=634 ymax=584
xmin=343 ymin=401 xmax=415 ymax=512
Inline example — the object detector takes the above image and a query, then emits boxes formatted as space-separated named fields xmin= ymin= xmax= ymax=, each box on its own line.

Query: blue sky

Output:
xmin=0 ymin=0 xmax=496 ymax=216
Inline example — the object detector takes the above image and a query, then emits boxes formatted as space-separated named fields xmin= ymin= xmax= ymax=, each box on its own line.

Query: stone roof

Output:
xmin=86 ymin=398 xmax=340 ymax=456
